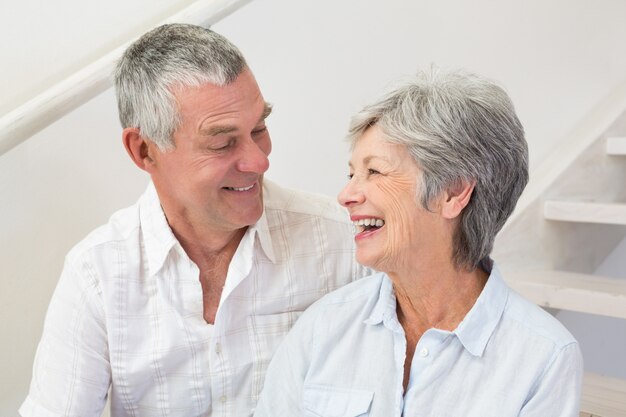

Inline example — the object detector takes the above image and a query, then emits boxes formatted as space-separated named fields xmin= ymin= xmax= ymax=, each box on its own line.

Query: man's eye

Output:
xmin=212 ymin=139 xmax=234 ymax=151
xmin=252 ymin=126 xmax=268 ymax=135
xmin=368 ymin=169 xmax=380 ymax=176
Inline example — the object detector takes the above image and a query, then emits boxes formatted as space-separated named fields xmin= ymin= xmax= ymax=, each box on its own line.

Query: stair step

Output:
xmin=544 ymin=201 xmax=626 ymax=226
xmin=504 ymin=270 xmax=626 ymax=319
xmin=581 ymin=373 xmax=626 ymax=417
xmin=606 ymin=137 xmax=626 ymax=155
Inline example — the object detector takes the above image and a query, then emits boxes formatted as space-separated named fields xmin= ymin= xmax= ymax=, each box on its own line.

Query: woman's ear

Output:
xmin=122 ymin=128 xmax=157 ymax=172
xmin=441 ymin=180 xmax=475 ymax=219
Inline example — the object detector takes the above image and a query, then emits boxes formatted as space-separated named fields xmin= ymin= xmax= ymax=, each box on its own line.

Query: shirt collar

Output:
xmin=139 ymin=181 xmax=278 ymax=278
xmin=250 ymin=190 xmax=276 ymax=264
xmin=218 ymin=206 xmax=276 ymax=306
xmin=138 ymin=182 xmax=179 ymax=277
xmin=364 ymin=274 xmax=403 ymax=333
xmin=363 ymin=265 xmax=509 ymax=357
xmin=454 ymin=263 xmax=509 ymax=357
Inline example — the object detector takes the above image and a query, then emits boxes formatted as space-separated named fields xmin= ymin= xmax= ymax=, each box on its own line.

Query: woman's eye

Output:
xmin=347 ymin=173 xmax=354 ymax=180
xmin=368 ymin=168 xmax=380 ymax=176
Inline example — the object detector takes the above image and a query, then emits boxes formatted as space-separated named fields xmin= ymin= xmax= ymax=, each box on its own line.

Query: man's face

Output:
xmin=148 ymin=69 xmax=272 ymax=235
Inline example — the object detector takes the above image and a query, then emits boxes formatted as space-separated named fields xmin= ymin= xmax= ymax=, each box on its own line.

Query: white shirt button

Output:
xmin=219 ymin=395 xmax=227 ymax=403
xmin=419 ymin=348 xmax=429 ymax=357
xmin=215 ymin=343 xmax=222 ymax=354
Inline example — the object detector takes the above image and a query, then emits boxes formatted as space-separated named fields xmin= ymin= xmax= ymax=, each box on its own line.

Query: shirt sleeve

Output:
xmin=253 ymin=304 xmax=318 ymax=417
xmin=20 ymin=256 xmax=111 ymax=417
xmin=519 ymin=341 xmax=584 ymax=417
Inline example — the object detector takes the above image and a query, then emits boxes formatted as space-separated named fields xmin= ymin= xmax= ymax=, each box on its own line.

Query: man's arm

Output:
xmin=20 ymin=257 xmax=111 ymax=417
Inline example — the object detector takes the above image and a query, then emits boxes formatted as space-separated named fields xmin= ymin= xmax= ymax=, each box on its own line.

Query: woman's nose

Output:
xmin=337 ymin=177 xmax=364 ymax=208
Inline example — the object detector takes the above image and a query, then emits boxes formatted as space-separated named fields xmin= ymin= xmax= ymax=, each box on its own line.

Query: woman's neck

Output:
xmin=390 ymin=262 xmax=488 ymax=333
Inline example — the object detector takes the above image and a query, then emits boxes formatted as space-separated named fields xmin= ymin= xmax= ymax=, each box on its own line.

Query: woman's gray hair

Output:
xmin=114 ymin=23 xmax=247 ymax=150
xmin=348 ymin=68 xmax=528 ymax=271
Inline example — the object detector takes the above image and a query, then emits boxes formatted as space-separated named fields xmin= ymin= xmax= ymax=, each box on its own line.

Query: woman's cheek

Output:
xmin=377 ymin=182 xmax=418 ymax=266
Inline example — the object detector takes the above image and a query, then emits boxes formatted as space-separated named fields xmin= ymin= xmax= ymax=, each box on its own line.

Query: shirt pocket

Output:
xmin=302 ymin=384 xmax=374 ymax=417
xmin=247 ymin=311 xmax=302 ymax=400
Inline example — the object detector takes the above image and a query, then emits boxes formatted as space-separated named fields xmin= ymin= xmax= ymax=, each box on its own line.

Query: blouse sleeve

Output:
xmin=519 ymin=341 xmax=584 ymax=417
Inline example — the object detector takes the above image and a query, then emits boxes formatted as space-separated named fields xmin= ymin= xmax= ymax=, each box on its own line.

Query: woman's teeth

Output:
xmin=353 ymin=218 xmax=385 ymax=233
xmin=353 ymin=218 xmax=385 ymax=227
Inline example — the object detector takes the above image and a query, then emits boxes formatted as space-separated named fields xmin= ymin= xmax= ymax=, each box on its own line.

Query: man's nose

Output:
xmin=237 ymin=138 xmax=270 ymax=174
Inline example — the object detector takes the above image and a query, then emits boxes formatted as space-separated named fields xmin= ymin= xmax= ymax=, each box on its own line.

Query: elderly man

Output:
xmin=20 ymin=23 xmax=366 ymax=417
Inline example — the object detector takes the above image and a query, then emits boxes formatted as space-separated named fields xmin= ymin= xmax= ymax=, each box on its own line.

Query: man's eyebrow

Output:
xmin=202 ymin=103 xmax=273 ymax=136
xmin=202 ymin=125 xmax=237 ymax=136
xmin=259 ymin=102 xmax=273 ymax=123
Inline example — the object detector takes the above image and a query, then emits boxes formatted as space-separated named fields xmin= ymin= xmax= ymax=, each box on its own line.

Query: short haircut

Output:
xmin=348 ymin=68 xmax=529 ymax=270
xmin=114 ymin=23 xmax=247 ymax=150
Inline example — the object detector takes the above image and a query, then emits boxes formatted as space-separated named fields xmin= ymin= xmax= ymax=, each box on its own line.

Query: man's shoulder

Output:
xmin=263 ymin=179 xmax=349 ymax=224
xmin=67 ymin=198 xmax=142 ymax=264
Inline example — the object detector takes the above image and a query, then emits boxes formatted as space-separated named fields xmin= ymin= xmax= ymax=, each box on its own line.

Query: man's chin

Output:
xmin=236 ymin=204 xmax=264 ymax=228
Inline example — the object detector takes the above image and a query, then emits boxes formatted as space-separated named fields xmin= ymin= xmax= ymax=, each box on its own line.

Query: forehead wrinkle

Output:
xmin=199 ymin=103 xmax=271 ymax=137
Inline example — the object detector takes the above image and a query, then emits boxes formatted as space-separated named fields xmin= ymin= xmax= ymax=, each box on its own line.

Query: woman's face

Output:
xmin=338 ymin=125 xmax=444 ymax=273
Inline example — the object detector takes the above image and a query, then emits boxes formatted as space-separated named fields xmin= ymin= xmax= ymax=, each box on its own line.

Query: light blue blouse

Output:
xmin=255 ymin=265 xmax=583 ymax=417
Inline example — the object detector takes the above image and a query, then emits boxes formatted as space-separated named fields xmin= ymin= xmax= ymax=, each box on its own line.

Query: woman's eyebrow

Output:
xmin=348 ymin=155 xmax=389 ymax=169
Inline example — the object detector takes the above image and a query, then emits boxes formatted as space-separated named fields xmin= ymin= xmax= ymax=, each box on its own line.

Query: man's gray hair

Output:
xmin=348 ymin=68 xmax=528 ymax=270
xmin=114 ymin=23 xmax=247 ymax=150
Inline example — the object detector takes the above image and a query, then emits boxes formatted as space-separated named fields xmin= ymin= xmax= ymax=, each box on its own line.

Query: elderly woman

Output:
xmin=254 ymin=69 xmax=583 ymax=417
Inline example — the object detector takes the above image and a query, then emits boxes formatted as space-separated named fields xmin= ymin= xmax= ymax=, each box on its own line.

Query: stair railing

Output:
xmin=0 ymin=0 xmax=253 ymax=157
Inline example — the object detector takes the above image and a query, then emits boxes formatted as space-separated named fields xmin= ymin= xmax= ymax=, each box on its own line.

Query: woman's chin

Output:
xmin=356 ymin=251 xmax=382 ymax=271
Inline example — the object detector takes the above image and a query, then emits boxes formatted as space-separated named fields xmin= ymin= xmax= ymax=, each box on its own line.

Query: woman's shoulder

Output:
xmin=503 ymin=286 xmax=578 ymax=349
xmin=291 ymin=272 xmax=387 ymax=333
xmin=485 ymin=265 xmax=577 ymax=349
xmin=317 ymin=271 xmax=387 ymax=306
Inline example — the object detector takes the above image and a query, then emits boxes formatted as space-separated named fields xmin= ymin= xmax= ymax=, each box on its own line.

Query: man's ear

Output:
xmin=441 ymin=180 xmax=475 ymax=219
xmin=122 ymin=128 xmax=157 ymax=172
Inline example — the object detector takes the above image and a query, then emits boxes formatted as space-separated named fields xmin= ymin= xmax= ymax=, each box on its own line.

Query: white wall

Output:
xmin=214 ymin=0 xmax=626 ymax=196
xmin=3 ymin=0 xmax=626 ymax=415
xmin=0 ymin=0 xmax=199 ymax=117
xmin=0 ymin=90 xmax=149 ymax=417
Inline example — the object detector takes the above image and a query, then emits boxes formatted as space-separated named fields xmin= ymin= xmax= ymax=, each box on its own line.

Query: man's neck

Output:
xmin=165 ymin=214 xmax=249 ymax=325
xmin=169 ymin=217 xmax=248 ymax=268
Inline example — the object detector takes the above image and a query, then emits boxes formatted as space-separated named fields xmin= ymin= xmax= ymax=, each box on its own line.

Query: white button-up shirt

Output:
xmin=255 ymin=265 xmax=583 ymax=417
xmin=20 ymin=180 xmax=367 ymax=417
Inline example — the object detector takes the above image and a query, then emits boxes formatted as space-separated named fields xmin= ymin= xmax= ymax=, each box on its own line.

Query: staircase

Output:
xmin=494 ymin=115 xmax=626 ymax=417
